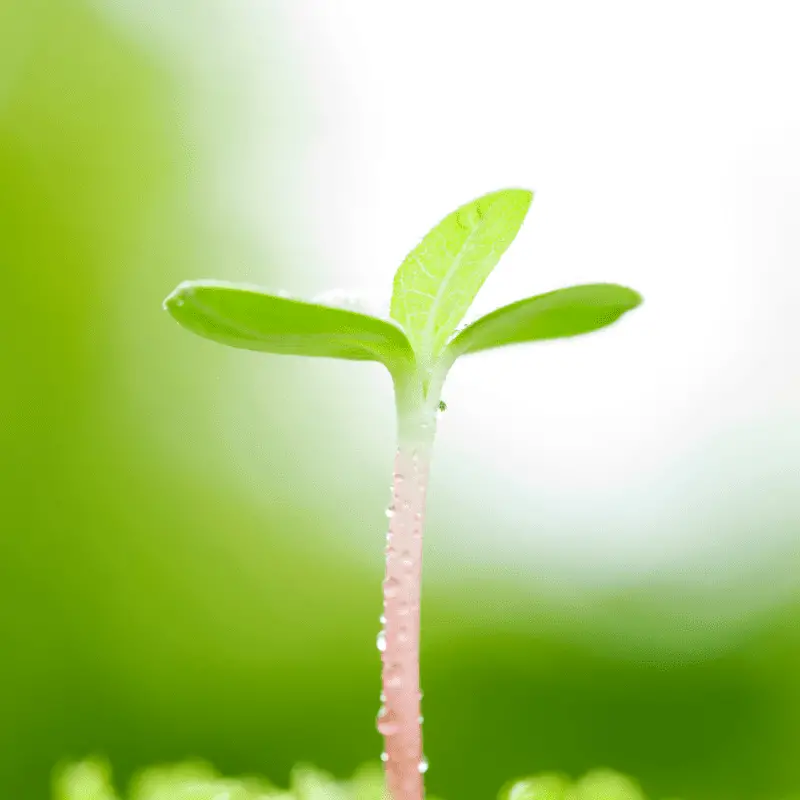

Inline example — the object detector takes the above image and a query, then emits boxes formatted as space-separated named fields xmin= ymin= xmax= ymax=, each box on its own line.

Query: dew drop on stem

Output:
xmin=376 ymin=631 xmax=387 ymax=652
xmin=418 ymin=757 xmax=429 ymax=774
xmin=376 ymin=708 xmax=400 ymax=736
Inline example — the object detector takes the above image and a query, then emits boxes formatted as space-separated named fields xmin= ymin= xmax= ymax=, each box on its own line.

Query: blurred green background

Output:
xmin=1 ymin=3 xmax=799 ymax=800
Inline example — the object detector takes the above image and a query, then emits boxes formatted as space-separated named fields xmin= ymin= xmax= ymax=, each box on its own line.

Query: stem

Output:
xmin=380 ymin=382 xmax=438 ymax=800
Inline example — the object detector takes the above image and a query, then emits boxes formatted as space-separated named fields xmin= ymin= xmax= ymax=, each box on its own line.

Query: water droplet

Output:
xmin=379 ymin=615 xmax=386 ymax=625
xmin=384 ymin=578 xmax=400 ymax=599
xmin=380 ymin=752 xmax=389 ymax=763
xmin=380 ymin=692 xmax=386 ymax=703
xmin=418 ymin=758 xmax=429 ymax=774
xmin=376 ymin=708 xmax=400 ymax=736
xmin=385 ymin=506 xmax=395 ymax=519
xmin=175 ymin=297 xmax=185 ymax=307
xmin=418 ymin=715 xmax=424 ymax=724
xmin=376 ymin=631 xmax=387 ymax=652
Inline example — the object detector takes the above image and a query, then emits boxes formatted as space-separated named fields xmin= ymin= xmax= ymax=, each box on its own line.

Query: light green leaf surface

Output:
xmin=164 ymin=280 xmax=416 ymax=378
xmin=390 ymin=189 xmax=533 ymax=368
xmin=444 ymin=283 xmax=642 ymax=362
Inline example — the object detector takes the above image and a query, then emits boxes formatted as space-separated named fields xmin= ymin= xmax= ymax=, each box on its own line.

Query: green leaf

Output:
xmin=499 ymin=773 xmax=571 ymax=800
xmin=164 ymin=280 xmax=416 ymax=379
xmin=53 ymin=760 xmax=120 ymax=800
xmin=390 ymin=188 xmax=533 ymax=369
xmin=443 ymin=283 xmax=642 ymax=362
xmin=570 ymin=770 xmax=646 ymax=800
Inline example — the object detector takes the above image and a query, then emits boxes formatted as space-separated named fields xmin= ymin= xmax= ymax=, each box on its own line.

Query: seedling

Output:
xmin=163 ymin=188 xmax=643 ymax=800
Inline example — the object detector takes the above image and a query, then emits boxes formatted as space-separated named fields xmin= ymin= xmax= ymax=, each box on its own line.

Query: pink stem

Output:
xmin=380 ymin=416 xmax=435 ymax=800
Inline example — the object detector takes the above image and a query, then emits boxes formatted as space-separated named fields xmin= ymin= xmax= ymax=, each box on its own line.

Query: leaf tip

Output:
xmin=514 ymin=187 xmax=535 ymax=205
xmin=487 ymin=187 xmax=534 ymax=213
xmin=162 ymin=281 xmax=196 ymax=317
xmin=621 ymin=285 xmax=644 ymax=309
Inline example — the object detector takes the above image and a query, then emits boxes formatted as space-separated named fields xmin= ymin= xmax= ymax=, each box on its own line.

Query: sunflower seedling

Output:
xmin=163 ymin=188 xmax=642 ymax=800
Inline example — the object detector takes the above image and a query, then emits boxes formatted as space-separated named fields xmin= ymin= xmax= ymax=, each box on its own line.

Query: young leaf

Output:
xmin=390 ymin=188 xmax=533 ymax=369
xmin=443 ymin=283 xmax=642 ymax=362
xmin=164 ymin=280 xmax=416 ymax=378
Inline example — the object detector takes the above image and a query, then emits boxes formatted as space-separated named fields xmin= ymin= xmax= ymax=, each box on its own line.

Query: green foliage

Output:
xmin=54 ymin=761 xmax=390 ymax=800
xmin=164 ymin=189 xmax=642 ymax=400
xmin=55 ymin=762 xmax=681 ymax=800
xmin=389 ymin=189 xmax=532 ymax=369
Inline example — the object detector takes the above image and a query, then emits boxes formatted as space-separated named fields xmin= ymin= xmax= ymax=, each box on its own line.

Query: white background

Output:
xmin=274 ymin=1 xmax=800 ymax=585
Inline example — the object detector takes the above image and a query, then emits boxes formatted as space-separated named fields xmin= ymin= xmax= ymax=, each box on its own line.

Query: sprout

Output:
xmin=163 ymin=188 xmax=642 ymax=800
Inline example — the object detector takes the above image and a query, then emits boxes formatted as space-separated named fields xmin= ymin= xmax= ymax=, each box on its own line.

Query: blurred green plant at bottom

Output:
xmin=54 ymin=760 xmax=681 ymax=800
